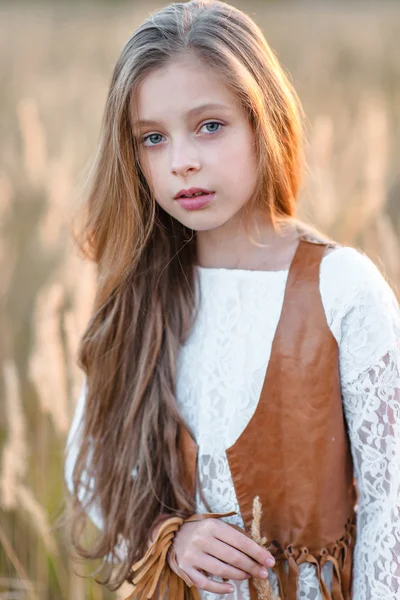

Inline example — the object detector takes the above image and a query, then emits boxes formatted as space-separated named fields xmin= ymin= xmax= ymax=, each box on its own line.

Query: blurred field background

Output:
xmin=0 ymin=0 xmax=399 ymax=598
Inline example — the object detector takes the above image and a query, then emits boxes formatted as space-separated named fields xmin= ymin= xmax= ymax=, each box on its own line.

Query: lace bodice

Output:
xmin=65 ymin=246 xmax=400 ymax=600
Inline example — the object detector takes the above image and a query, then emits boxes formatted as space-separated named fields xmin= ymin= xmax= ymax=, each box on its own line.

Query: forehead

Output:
xmin=132 ymin=54 xmax=240 ymax=125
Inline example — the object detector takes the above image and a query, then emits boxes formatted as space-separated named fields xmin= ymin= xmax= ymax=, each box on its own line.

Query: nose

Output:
xmin=170 ymin=139 xmax=201 ymax=177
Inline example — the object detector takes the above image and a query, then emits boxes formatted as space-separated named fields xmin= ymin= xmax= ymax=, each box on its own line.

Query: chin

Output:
xmin=176 ymin=214 xmax=231 ymax=232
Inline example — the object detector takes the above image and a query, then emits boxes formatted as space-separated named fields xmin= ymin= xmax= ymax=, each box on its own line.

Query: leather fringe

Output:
xmin=124 ymin=514 xmax=355 ymax=600
xmin=124 ymin=511 xmax=236 ymax=599
xmin=267 ymin=519 xmax=356 ymax=600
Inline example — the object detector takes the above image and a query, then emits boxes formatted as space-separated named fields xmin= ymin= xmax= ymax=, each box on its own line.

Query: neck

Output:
xmin=195 ymin=212 xmax=299 ymax=271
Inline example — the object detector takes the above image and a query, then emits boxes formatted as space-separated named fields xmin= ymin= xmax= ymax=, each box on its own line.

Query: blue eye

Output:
xmin=142 ymin=133 xmax=164 ymax=147
xmin=201 ymin=121 xmax=223 ymax=134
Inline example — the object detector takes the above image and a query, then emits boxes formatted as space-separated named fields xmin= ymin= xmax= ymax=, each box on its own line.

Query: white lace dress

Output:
xmin=65 ymin=246 xmax=400 ymax=600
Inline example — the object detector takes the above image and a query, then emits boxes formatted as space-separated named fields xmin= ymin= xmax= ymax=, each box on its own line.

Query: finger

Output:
xmin=207 ymin=537 xmax=269 ymax=579
xmin=194 ymin=552 xmax=250 ymax=581
xmin=186 ymin=567 xmax=235 ymax=595
xmin=214 ymin=521 xmax=275 ymax=567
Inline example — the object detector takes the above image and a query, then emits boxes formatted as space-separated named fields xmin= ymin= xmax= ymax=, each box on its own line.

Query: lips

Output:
xmin=176 ymin=192 xmax=215 ymax=211
xmin=174 ymin=187 xmax=213 ymax=199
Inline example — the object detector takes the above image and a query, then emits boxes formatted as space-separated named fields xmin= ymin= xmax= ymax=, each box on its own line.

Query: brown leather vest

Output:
xmin=178 ymin=233 xmax=357 ymax=600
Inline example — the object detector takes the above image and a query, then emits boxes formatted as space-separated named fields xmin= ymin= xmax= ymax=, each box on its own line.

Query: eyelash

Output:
xmin=142 ymin=121 xmax=224 ymax=147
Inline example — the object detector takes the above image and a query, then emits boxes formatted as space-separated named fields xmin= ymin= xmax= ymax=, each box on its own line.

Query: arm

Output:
xmin=342 ymin=342 xmax=400 ymax=599
xmin=330 ymin=250 xmax=400 ymax=599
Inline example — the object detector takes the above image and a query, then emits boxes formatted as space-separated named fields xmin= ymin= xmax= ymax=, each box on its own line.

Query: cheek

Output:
xmin=141 ymin=151 xmax=167 ymax=193
xmin=221 ymin=127 xmax=257 ymax=176
xmin=139 ymin=157 xmax=170 ymax=211
xmin=138 ymin=152 xmax=161 ymax=198
xmin=138 ymin=149 xmax=151 ymax=180
xmin=224 ymin=146 xmax=258 ymax=189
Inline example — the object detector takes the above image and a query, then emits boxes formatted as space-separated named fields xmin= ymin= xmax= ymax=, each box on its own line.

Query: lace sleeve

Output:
xmin=329 ymin=250 xmax=400 ymax=599
xmin=320 ymin=248 xmax=400 ymax=597
xmin=342 ymin=342 xmax=400 ymax=599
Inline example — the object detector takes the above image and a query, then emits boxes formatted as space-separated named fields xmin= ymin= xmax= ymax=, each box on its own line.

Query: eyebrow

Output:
xmin=131 ymin=102 xmax=231 ymax=129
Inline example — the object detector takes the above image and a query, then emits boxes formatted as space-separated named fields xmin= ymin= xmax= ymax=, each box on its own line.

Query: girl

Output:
xmin=64 ymin=1 xmax=400 ymax=599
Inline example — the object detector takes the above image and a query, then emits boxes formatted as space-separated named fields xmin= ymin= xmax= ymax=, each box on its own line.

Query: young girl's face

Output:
xmin=131 ymin=53 xmax=259 ymax=233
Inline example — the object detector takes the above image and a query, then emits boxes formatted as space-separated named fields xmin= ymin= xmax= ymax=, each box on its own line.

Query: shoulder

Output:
xmin=320 ymin=244 xmax=399 ymax=309
xmin=319 ymin=245 xmax=400 ymax=380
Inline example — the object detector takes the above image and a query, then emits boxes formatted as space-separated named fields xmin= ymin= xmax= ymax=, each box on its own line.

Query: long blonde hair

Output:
xmin=68 ymin=0 xmax=304 ymax=589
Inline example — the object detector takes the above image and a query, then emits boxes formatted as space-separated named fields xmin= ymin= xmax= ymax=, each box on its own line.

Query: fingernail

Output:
xmin=266 ymin=557 xmax=275 ymax=567
xmin=259 ymin=569 xmax=268 ymax=578
xmin=228 ymin=586 xmax=235 ymax=592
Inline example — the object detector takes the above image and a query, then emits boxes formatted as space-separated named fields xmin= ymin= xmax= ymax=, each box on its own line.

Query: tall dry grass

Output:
xmin=0 ymin=1 xmax=399 ymax=598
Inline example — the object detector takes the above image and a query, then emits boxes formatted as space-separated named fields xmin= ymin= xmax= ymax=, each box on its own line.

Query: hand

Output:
xmin=172 ymin=518 xmax=275 ymax=595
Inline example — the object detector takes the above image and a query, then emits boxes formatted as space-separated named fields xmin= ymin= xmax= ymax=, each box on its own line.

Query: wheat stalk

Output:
xmin=309 ymin=114 xmax=337 ymax=230
xmin=0 ymin=359 xmax=28 ymax=509
xmin=0 ymin=172 xmax=15 ymax=304
xmin=17 ymin=97 xmax=47 ymax=187
xmin=250 ymin=496 xmax=280 ymax=600
xmin=28 ymin=282 xmax=70 ymax=435
xmin=0 ymin=523 xmax=40 ymax=600
xmin=41 ymin=158 xmax=71 ymax=250
xmin=16 ymin=485 xmax=57 ymax=555
xmin=0 ymin=361 xmax=57 ymax=555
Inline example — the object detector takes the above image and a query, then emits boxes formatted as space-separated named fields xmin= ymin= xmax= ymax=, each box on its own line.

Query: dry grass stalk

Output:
xmin=309 ymin=115 xmax=337 ymax=229
xmin=16 ymin=485 xmax=57 ymax=555
xmin=28 ymin=282 xmax=70 ymax=435
xmin=0 ymin=523 xmax=41 ymax=600
xmin=67 ymin=555 xmax=87 ymax=600
xmin=0 ymin=172 xmax=15 ymax=302
xmin=0 ymin=359 xmax=28 ymax=509
xmin=41 ymin=159 xmax=72 ymax=250
xmin=250 ymin=496 xmax=280 ymax=600
xmin=17 ymin=97 xmax=47 ymax=187
xmin=0 ymin=171 xmax=12 ymax=219
xmin=60 ymin=249 xmax=96 ymax=419
xmin=378 ymin=216 xmax=400 ymax=282
xmin=0 ymin=361 xmax=57 ymax=555
xmin=251 ymin=496 xmax=268 ymax=546
xmin=62 ymin=249 xmax=97 ymax=334
xmin=363 ymin=95 xmax=388 ymax=220
xmin=336 ymin=95 xmax=389 ymax=242
xmin=64 ymin=308 xmax=85 ymax=418
xmin=369 ymin=214 xmax=400 ymax=288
